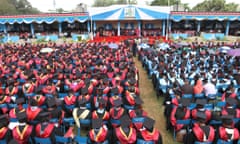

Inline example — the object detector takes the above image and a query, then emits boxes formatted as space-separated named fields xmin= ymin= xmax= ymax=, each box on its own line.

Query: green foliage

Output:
xmin=93 ymin=0 xmax=137 ymax=7
xmin=0 ymin=0 xmax=40 ymax=15
xmin=150 ymin=0 xmax=180 ymax=6
xmin=192 ymin=0 xmax=238 ymax=12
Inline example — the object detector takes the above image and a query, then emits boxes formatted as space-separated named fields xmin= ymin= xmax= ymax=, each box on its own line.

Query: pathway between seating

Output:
xmin=134 ymin=58 xmax=179 ymax=144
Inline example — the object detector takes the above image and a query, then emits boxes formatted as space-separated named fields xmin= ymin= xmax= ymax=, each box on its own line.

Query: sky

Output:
xmin=28 ymin=0 xmax=240 ymax=12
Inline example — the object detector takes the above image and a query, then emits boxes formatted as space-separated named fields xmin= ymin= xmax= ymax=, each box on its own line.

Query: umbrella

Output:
xmin=227 ymin=48 xmax=240 ymax=56
xmin=108 ymin=43 xmax=119 ymax=49
xmin=40 ymin=47 xmax=53 ymax=53
xmin=156 ymin=43 xmax=170 ymax=51
xmin=218 ymin=46 xmax=231 ymax=53
xmin=139 ymin=43 xmax=150 ymax=49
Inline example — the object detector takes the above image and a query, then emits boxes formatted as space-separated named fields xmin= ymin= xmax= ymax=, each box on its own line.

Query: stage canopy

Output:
xmin=0 ymin=13 xmax=89 ymax=24
xmin=171 ymin=11 xmax=240 ymax=22
xmin=89 ymin=5 xmax=170 ymax=21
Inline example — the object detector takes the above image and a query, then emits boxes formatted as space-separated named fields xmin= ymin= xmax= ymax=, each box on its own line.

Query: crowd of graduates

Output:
xmin=0 ymin=41 xmax=162 ymax=144
xmin=139 ymin=41 xmax=240 ymax=144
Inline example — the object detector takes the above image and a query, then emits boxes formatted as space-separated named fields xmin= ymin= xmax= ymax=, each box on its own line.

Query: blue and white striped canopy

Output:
xmin=89 ymin=5 xmax=170 ymax=21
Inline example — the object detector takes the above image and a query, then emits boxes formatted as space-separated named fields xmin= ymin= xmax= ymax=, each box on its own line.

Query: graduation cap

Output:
xmin=111 ymin=88 xmax=119 ymax=95
xmin=47 ymin=98 xmax=56 ymax=108
xmin=98 ymin=97 xmax=107 ymax=106
xmin=196 ymin=112 xmax=207 ymax=122
xmin=196 ymin=99 xmax=207 ymax=107
xmin=92 ymin=118 xmax=102 ymax=129
xmin=143 ymin=117 xmax=155 ymax=130
xmin=8 ymin=139 xmax=18 ymax=144
xmin=103 ymin=78 xmax=109 ymax=83
xmin=16 ymin=97 xmax=25 ymax=104
xmin=120 ymin=115 xmax=131 ymax=128
xmin=114 ymin=99 xmax=122 ymax=107
xmin=128 ymin=78 xmax=136 ymax=85
xmin=226 ymin=97 xmax=237 ymax=106
xmin=81 ymin=88 xmax=88 ymax=95
xmin=221 ymin=115 xmax=233 ymax=125
xmin=29 ymin=98 xmax=38 ymax=106
xmin=135 ymin=96 xmax=143 ymax=105
xmin=35 ymin=87 xmax=42 ymax=94
xmin=17 ymin=112 xmax=27 ymax=122
xmin=0 ymin=114 xmax=9 ymax=128
xmin=7 ymin=79 xmax=14 ymax=85
xmin=39 ymin=112 xmax=50 ymax=122
xmin=179 ymin=98 xmax=191 ymax=107
xmin=78 ymin=98 xmax=87 ymax=105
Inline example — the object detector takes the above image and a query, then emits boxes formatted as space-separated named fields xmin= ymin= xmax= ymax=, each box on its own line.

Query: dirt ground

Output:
xmin=134 ymin=58 xmax=181 ymax=144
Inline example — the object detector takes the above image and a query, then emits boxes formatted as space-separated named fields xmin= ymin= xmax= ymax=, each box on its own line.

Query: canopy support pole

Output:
xmin=30 ymin=23 xmax=35 ymax=36
xmin=3 ymin=24 xmax=7 ymax=34
xmin=87 ymin=20 xmax=90 ymax=33
xmin=117 ymin=21 xmax=120 ymax=36
xmin=138 ymin=20 xmax=141 ymax=37
xmin=197 ymin=21 xmax=201 ymax=33
xmin=93 ymin=21 xmax=96 ymax=36
xmin=162 ymin=20 xmax=166 ymax=36
xmin=225 ymin=21 xmax=230 ymax=36
xmin=58 ymin=22 xmax=62 ymax=34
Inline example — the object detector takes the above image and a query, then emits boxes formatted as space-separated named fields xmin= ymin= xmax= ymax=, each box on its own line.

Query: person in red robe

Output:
xmin=88 ymin=118 xmax=109 ymax=144
xmin=9 ymin=97 xmax=26 ymax=119
xmin=92 ymin=98 xmax=110 ymax=123
xmin=113 ymin=115 xmax=137 ymax=144
xmin=12 ymin=112 xmax=33 ymax=144
xmin=215 ymin=115 xmax=239 ymax=144
xmin=26 ymin=98 xmax=42 ymax=123
xmin=0 ymin=114 xmax=12 ymax=143
xmin=109 ymin=99 xmax=126 ymax=128
xmin=35 ymin=112 xmax=56 ymax=143
xmin=191 ymin=99 xmax=212 ymax=123
xmin=138 ymin=117 xmax=163 ymax=144
xmin=184 ymin=112 xmax=215 ymax=144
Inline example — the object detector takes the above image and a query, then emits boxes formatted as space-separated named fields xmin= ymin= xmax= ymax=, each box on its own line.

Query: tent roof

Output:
xmin=89 ymin=5 xmax=170 ymax=21
xmin=0 ymin=13 xmax=89 ymax=24
xmin=171 ymin=11 xmax=240 ymax=21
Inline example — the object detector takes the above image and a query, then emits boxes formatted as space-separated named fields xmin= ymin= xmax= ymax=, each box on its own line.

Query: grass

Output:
xmin=134 ymin=57 xmax=181 ymax=144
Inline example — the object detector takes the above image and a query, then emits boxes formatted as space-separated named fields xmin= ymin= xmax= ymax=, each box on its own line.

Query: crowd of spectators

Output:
xmin=139 ymin=41 xmax=240 ymax=144
xmin=0 ymin=41 xmax=162 ymax=143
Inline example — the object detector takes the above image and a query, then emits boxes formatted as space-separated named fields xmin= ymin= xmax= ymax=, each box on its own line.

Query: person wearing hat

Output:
xmin=109 ymin=99 xmax=127 ymax=128
xmin=215 ymin=115 xmax=239 ymax=143
xmin=88 ymin=118 xmax=109 ymax=144
xmin=0 ymin=114 xmax=12 ymax=143
xmin=33 ymin=87 xmax=46 ymax=107
xmin=109 ymin=88 xmax=123 ymax=106
xmin=0 ymin=91 xmax=11 ymax=114
xmin=42 ymin=80 xmax=57 ymax=96
xmin=191 ymin=99 xmax=212 ymax=123
xmin=170 ymin=98 xmax=191 ymax=133
xmin=35 ymin=112 xmax=56 ymax=143
xmin=138 ymin=117 xmax=163 ymax=144
xmin=221 ymin=97 xmax=240 ymax=118
xmin=113 ymin=115 xmax=137 ymax=144
xmin=12 ymin=112 xmax=34 ymax=144
xmin=92 ymin=98 xmax=110 ymax=122
xmin=72 ymin=98 xmax=91 ymax=128
xmin=184 ymin=112 xmax=215 ymax=144
xmin=26 ymin=98 xmax=42 ymax=122
xmin=78 ymin=87 xmax=91 ymax=105
xmin=22 ymin=78 xmax=35 ymax=95
xmin=46 ymin=97 xmax=63 ymax=127
xmin=5 ymin=79 xmax=18 ymax=97
xmin=63 ymin=89 xmax=77 ymax=117
xmin=9 ymin=97 xmax=26 ymax=119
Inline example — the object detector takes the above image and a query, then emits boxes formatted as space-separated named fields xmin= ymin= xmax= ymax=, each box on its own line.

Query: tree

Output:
xmin=93 ymin=0 xmax=115 ymax=7
xmin=192 ymin=0 xmax=239 ymax=11
xmin=0 ymin=0 xmax=17 ymax=15
xmin=150 ymin=0 xmax=180 ymax=6
xmin=93 ymin=0 xmax=137 ymax=7
xmin=0 ymin=0 xmax=40 ymax=15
